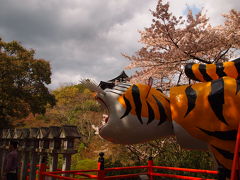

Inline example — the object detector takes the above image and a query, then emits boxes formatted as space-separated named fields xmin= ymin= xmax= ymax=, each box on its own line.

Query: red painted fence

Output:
xmin=31 ymin=123 xmax=240 ymax=180
xmin=36 ymin=158 xmax=218 ymax=180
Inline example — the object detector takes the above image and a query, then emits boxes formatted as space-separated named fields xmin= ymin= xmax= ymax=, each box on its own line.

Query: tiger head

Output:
xmin=83 ymin=80 xmax=173 ymax=144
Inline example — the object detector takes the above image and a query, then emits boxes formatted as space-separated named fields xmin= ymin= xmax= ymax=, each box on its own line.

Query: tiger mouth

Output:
xmin=95 ymin=97 xmax=109 ymax=130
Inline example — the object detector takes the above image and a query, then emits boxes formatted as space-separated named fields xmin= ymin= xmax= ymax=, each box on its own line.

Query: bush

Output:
xmin=81 ymin=100 xmax=101 ymax=112
xmin=72 ymin=159 xmax=98 ymax=170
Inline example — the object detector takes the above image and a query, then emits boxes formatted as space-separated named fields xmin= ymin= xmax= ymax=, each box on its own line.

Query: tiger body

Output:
xmin=84 ymin=57 xmax=240 ymax=179
xmin=114 ymin=77 xmax=239 ymax=174
xmin=171 ymin=77 xmax=240 ymax=172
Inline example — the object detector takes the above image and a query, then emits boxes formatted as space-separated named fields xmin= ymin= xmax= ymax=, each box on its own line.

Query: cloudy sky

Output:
xmin=0 ymin=0 xmax=239 ymax=89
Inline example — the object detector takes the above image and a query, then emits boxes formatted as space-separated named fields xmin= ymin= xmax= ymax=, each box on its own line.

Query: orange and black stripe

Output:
xmin=185 ymin=57 xmax=240 ymax=82
xmin=117 ymin=83 xmax=171 ymax=125
xmin=207 ymin=78 xmax=227 ymax=125
xmin=184 ymin=85 xmax=197 ymax=117
xmin=184 ymin=78 xmax=240 ymax=126
xmin=198 ymin=128 xmax=237 ymax=141
xmin=132 ymin=85 xmax=143 ymax=124
xmin=170 ymin=76 xmax=240 ymax=177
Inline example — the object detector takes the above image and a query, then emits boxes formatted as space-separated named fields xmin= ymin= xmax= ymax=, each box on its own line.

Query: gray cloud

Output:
xmin=0 ymin=0 xmax=157 ymax=88
xmin=0 ymin=0 xmax=239 ymax=89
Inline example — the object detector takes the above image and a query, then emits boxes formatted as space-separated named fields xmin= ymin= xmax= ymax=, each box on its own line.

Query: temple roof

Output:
xmin=108 ymin=71 xmax=129 ymax=82
xmin=98 ymin=81 xmax=115 ymax=90
xmin=98 ymin=71 xmax=129 ymax=90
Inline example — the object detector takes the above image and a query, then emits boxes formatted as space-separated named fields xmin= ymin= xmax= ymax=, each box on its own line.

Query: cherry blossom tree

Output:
xmin=124 ymin=0 xmax=240 ymax=90
xmin=122 ymin=1 xmax=240 ymax=163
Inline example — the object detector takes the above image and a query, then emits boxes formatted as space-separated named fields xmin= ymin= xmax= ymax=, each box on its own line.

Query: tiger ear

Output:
xmin=148 ymin=77 xmax=153 ymax=87
xmin=146 ymin=77 xmax=153 ymax=99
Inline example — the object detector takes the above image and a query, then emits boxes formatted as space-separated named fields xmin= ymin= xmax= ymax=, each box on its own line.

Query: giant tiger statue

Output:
xmin=83 ymin=57 xmax=240 ymax=179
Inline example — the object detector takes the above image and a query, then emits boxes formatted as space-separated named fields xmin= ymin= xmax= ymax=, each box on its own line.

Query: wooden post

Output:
xmin=59 ymin=126 xmax=80 ymax=177
xmin=148 ymin=157 xmax=153 ymax=180
xmin=13 ymin=128 xmax=23 ymax=180
xmin=0 ymin=129 xmax=3 ymax=178
xmin=17 ymin=151 xmax=22 ymax=180
xmin=97 ymin=152 xmax=105 ymax=180
xmin=28 ymin=128 xmax=39 ymax=180
xmin=39 ymin=153 xmax=48 ymax=170
xmin=49 ymin=153 xmax=58 ymax=180
xmin=20 ymin=151 xmax=29 ymax=180
xmin=48 ymin=126 xmax=61 ymax=180
xmin=19 ymin=128 xmax=31 ymax=180
xmin=29 ymin=151 xmax=39 ymax=180
xmin=0 ymin=129 xmax=6 ymax=179
xmin=62 ymin=153 xmax=72 ymax=177
xmin=50 ymin=153 xmax=58 ymax=171
xmin=36 ymin=127 xmax=50 ymax=179
xmin=1 ymin=129 xmax=10 ymax=178
xmin=0 ymin=150 xmax=2 ymax=178
xmin=39 ymin=161 xmax=47 ymax=180
xmin=0 ymin=149 xmax=7 ymax=178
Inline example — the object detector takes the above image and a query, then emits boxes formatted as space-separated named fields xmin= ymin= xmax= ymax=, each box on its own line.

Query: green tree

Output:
xmin=0 ymin=38 xmax=56 ymax=127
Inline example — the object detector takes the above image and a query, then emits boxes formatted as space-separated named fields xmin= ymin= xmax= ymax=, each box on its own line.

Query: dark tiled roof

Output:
xmin=48 ymin=126 xmax=61 ymax=139
xmin=2 ymin=129 xmax=9 ymax=138
xmin=6 ymin=129 xmax=15 ymax=139
xmin=37 ymin=127 xmax=50 ymax=139
xmin=20 ymin=129 xmax=30 ymax=139
xmin=98 ymin=71 xmax=129 ymax=89
xmin=98 ymin=81 xmax=115 ymax=90
xmin=60 ymin=125 xmax=81 ymax=138
xmin=29 ymin=128 xmax=39 ymax=139
xmin=13 ymin=129 xmax=23 ymax=139
xmin=108 ymin=71 xmax=129 ymax=82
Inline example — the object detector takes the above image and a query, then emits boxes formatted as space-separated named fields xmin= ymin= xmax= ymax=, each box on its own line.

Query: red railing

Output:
xmin=37 ymin=157 xmax=218 ymax=180
xmin=27 ymin=124 xmax=240 ymax=180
